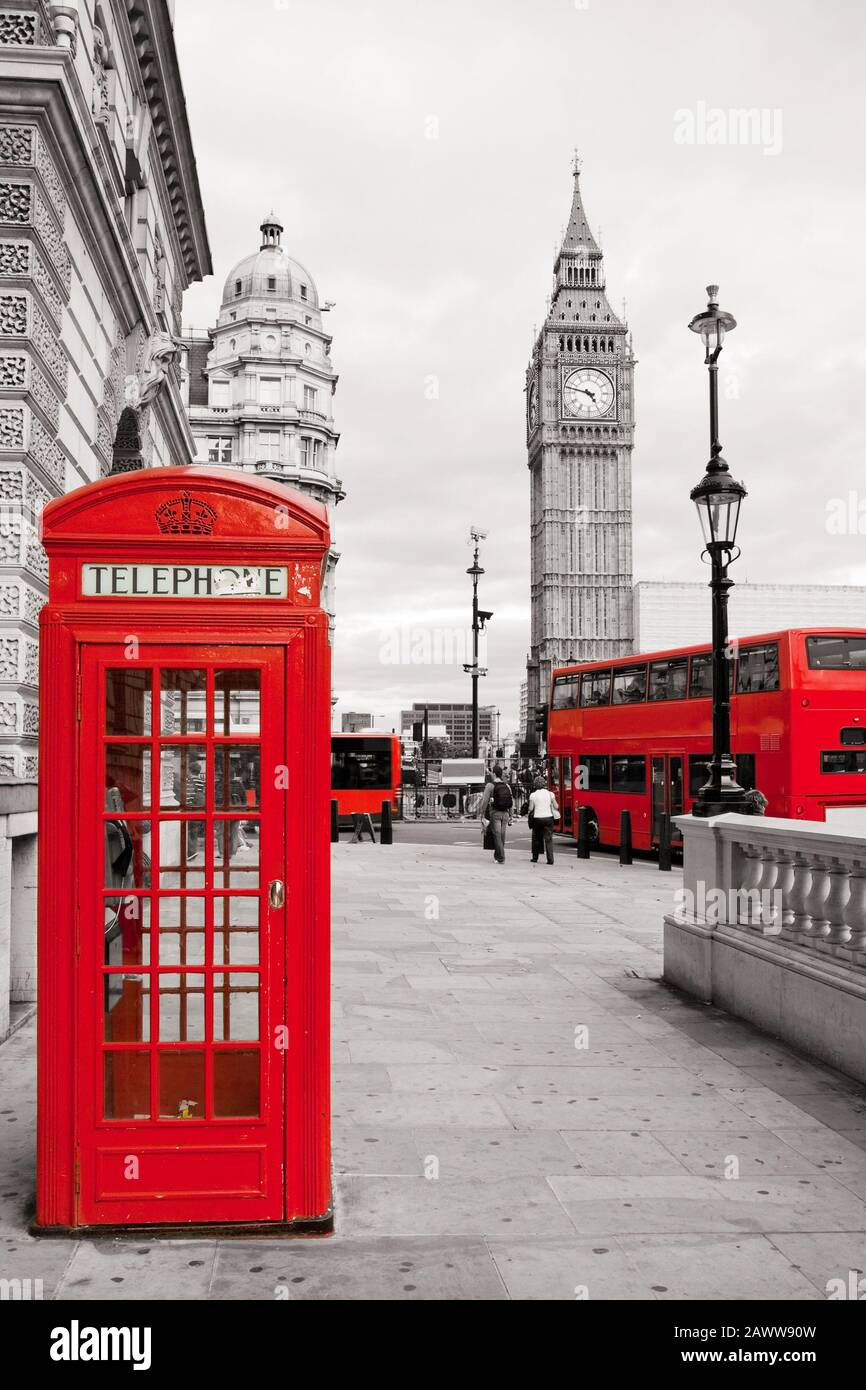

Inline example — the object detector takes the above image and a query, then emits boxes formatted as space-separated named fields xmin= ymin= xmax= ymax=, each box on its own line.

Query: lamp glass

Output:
xmin=700 ymin=319 xmax=725 ymax=354
xmin=695 ymin=492 xmax=741 ymax=548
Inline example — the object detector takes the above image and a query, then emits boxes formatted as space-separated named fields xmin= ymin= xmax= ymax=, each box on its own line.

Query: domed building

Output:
xmin=181 ymin=212 xmax=343 ymax=630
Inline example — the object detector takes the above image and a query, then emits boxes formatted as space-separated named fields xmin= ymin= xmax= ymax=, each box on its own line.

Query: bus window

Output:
xmin=821 ymin=751 xmax=866 ymax=774
xmin=611 ymin=756 xmax=646 ymax=794
xmin=688 ymin=752 xmax=711 ymax=797
xmin=807 ymin=635 xmax=866 ymax=670
xmin=648 ymin=658 xmax=688 ymax=702
xmin=550 ymin=759 xmax=559 ymax=787
xmin=552 ymin=676 xmax=579 ymax=709
xmin=562 ymin=757 xmax=573 ymax=790
xmin=580 ymin=670 xmax=611 ymax=707
xmin=737 ymin=643 xmax=780 ymax=692
xmin=581 ymin=755 xmax=609 ymax=791
xmin=688 ymin=653 xmax=713 ymax=698
xmin=735 ymin=754 xmax=756 ymax=790
xmin=612 ymin=665 xmax=647 ymax=704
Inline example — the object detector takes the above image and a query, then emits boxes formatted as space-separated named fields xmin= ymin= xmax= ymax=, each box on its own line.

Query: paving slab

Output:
xmin=2 ymin=839 xmax=865 ymax=1300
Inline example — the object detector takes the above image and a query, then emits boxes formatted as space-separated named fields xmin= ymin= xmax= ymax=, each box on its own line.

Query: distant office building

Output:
xmin=400 ymin=703 xmax=496 ymax=749
xmin=633 ymin=582 xmax=866 ymax=653
xmin=519 ymin=681 xmax=528 ymax=739
xmin=341 ymin=711 xmax=373 ymax=732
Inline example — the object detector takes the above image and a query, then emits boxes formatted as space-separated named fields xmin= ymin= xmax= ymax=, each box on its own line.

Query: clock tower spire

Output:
xmin=525 ymin=156 xmax=635 ymax=739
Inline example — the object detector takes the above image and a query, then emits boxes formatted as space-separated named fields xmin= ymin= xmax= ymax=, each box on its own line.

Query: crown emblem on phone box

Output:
xmin=155 ymin=492 xmax=217 ymax=534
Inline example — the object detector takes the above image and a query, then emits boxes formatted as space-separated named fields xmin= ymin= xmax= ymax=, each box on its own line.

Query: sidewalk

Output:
xmin=2 ymin=839 xmax=866 ymax=1299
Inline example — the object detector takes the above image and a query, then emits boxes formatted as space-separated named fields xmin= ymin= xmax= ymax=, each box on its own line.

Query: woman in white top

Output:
xmin=528 ymin=777 xmax=559 ymax=864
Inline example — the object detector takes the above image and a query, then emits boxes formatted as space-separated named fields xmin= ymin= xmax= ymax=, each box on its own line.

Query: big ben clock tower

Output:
xmin=525 ymin=154 xmax=635 ymax=732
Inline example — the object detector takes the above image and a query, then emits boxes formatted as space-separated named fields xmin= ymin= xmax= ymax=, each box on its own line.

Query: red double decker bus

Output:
xmin=330 ymin=733 xmax=402 ymax=820
xmin=547 ymin=628 xmax=866 ymax=852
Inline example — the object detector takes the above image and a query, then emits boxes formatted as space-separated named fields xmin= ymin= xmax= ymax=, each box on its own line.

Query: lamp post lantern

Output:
xmin=688 ymin=285 xmax=753 ymax=818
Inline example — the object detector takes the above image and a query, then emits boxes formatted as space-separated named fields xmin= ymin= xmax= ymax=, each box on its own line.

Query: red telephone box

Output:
xmin=35 ymin=466 xmax=331 ymax=1233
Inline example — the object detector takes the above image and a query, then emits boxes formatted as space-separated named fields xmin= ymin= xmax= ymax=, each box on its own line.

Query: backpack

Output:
xmin=491 ymin=781 xmax=513 ymax=812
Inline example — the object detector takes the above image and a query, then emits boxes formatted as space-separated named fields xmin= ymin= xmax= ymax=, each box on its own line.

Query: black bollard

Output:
xmin=658 ymin=812 xmax=672 ymax=872
xmin=330 ymin=798 xmax=339 ymax=844
xmin=577 ymin=806 xmax=591 ymax=859
xmin=619 ymin=810 xmax=633 ymax=865
xmin=381 ymin=799 xmax=393 ymax=845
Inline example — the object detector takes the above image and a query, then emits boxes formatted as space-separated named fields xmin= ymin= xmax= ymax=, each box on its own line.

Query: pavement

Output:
xmin=2 ymin=832 xmax=866 ymax=1300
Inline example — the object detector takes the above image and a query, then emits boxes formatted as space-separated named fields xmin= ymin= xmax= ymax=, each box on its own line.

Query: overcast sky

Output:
xmin=176 ymin=0 xmax=866 ymax=735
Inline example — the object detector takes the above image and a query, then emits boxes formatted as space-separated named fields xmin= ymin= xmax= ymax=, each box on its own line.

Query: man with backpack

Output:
xmin=479 ymin=765 xmax=514 ymax=864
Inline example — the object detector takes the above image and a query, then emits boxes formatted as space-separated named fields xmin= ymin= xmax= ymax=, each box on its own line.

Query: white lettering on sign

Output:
xmin=81 ymin=565 xmax=289 ymax=598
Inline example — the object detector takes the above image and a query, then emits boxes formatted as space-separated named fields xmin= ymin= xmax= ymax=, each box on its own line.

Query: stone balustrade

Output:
xmin=664 ymin=812 xmax=866 ymax=1083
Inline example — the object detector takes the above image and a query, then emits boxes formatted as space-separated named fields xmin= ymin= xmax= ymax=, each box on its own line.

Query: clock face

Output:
xmin=562 ymin=367 xmax=615 ymax=419
xmin=528 ymin=381 xmax=538 ymax=429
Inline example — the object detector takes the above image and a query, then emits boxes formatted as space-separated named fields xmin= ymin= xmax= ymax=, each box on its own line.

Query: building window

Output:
xmin=312 ymin=439 xmax=323 ymax=468
xmin=303 ymin=385 xmax=317 ymax=411
xmin=300 ymin=284 xmax=307 ymax=300
xmin=300 ymin=437 xmax=311 ymax=468
xmin=257 ymin=430 xmax=280 ymax=461
xmin=234 ymin=280 xmax=242 ymax=297
xmin=206 ymin=435 xmax=233 ymax=462
xmin=260 ymin=378 xmax=280 ymax=406
xmin=210 ymin=380 xmax=230 ymax=408
xmin=267 ymin=276 xmax=276 ymax=291
xmin=305 ymin=315 xmax=312 ymax=326
xmin=229 ymin=311 xmax=236 ymax=321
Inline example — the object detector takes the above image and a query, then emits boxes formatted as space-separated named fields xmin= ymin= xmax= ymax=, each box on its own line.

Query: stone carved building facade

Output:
xmin=0 ymin=0 xmax=210 ymax=780
xmin=525 ymin=157 xmax=635 ymax=732
xmin=0 ymin=0 xmax=210 ymax=1035
xmin=181 ymin=211 xmax=343 ymax=634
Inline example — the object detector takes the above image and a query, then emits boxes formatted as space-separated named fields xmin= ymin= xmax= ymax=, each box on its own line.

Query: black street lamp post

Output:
xmin=464 ymin=527 xmax=491 ymax=759
xmin=688 ymin=285 xmax=753 ymax=818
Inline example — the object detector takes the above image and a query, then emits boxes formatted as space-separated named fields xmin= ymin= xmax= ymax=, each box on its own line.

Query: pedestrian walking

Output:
xmin=528 ymin=775 xmax=558 ymax=864
xmin=479 ymin=765 xmax=513 ymax=864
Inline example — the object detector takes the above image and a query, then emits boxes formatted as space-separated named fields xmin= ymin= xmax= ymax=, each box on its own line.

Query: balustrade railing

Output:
xmin=674 ymin=813 xmax=866 ymax=963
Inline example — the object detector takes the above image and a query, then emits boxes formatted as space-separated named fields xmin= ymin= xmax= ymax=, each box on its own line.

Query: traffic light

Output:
xmin=534 ymin=704 xmax=548 ymax=739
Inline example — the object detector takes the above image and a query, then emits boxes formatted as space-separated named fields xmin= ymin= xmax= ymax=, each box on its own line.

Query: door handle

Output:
xmin=268 ymin=879 xmax=285 ymax=909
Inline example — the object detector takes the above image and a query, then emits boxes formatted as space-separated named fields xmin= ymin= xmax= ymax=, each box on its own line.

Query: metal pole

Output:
xmin=694 ymin=348 xmax=747 ymax=816
xmin=577 ymin=806 xmax=591 ymax=859
xmin=658 ymin=813 xmax=672 ymax=871
xmin=423 ymin=705 xmax=429 ymax=789
xmin=708 ymin=356 xmax=720 ymax=458
xmin=471 ymin=542 xmax=479 ymax=758
xmin=619 ymin=810 xmax=632 ymax=866
xmin=709 ymin=551 xmax=733 ymax=800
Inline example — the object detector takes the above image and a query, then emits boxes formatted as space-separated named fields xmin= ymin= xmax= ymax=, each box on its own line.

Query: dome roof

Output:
xmin=221 ymin=212 xmax=319 ymax=309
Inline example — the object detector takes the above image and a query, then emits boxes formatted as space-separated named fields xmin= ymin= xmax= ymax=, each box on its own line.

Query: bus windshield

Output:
xmin=331 ymin=740 xmax=393 ymax=790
